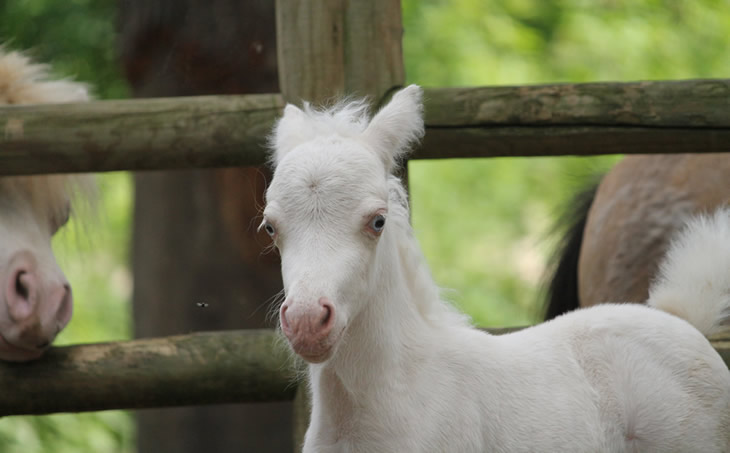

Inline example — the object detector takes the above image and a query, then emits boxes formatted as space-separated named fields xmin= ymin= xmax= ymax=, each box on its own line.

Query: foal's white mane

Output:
xmin=0 ymin=46 xmax=93 ymax=220
xmin=385 ymin=176 xmax=471 ymax=326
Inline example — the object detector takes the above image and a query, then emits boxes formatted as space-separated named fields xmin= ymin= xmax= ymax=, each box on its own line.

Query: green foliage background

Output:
xmin=0 ymin=0 xmax=728 ymax=450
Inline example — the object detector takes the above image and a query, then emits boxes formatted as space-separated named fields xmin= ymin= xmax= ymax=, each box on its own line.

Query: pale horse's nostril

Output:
xmin=6 ymin=266 xmax=38 ymax=322
xmin=14 ymin=271 xmax=30 ymax=301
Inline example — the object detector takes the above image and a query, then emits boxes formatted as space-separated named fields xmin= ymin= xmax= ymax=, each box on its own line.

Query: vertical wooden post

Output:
xmin=274 ymin=0 xmax=405 ymax=450
xmin=276 ymin=0 xmax=404 ymax=103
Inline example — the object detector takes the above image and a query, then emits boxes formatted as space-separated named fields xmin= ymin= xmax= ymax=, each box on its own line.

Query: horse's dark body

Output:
xmin=544 ymin=153 xmax=730 ymax=319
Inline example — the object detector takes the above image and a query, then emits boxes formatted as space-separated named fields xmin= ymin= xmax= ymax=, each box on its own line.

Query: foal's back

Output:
xmin=485 ymin=304 xmax=730 ymax=452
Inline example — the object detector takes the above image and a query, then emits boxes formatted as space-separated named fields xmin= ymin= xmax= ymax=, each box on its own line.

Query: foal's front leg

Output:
xmin=301 ymin=414 xmax=333 ymax=453
xmin=301 ymin=426 xmax=344 ymax=453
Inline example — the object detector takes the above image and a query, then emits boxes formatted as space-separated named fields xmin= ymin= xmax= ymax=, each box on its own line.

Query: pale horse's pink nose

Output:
xmin=280 ymin=297 xmax=335 ymax=361
xmin=4 ymin=251 xmax=73 ymax=351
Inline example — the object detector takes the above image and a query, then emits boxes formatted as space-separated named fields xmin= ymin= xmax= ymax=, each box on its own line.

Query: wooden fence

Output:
xmin=2 ymin=81 xmax=729 ymax=176
xmin=1 ymin=0 xmax=729 ymax=449
xmin=1 ymin=327 xmax=729 ymax=417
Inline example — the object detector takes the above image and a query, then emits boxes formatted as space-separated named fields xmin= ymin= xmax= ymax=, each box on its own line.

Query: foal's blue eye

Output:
xmin=369 ymin=214 xmax=386 ymax=234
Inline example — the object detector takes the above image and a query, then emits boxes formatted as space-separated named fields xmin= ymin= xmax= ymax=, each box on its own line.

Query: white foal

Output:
xmin=263 ymin=85 xmax=730 ymax=453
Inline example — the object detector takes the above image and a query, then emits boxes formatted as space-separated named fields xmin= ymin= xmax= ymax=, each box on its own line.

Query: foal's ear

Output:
xmin=269 ymin=103 xmax=312 ymax=167
xmin=364 ymin=85 xmax=425 ymax=172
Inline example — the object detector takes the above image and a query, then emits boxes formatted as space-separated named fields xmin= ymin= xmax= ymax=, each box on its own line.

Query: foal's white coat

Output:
xmin=264 ymin=85 xmax=730 ymax=452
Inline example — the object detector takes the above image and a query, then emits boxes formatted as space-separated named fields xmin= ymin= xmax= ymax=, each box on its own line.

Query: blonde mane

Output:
xmin=0 ymin=46 xmax=94 ymax=222
xmin=0 ymin=47 xmax=89 ymax=105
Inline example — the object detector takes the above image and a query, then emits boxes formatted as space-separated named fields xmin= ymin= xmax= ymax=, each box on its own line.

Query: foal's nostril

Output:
xmin=36 ymin=340 xmax=50 ymax=349
xmin=320 ymin=304 xmax=332 ymax=326
xmin=14 ymin=271 xmax=29 ymax=301
xmin=318 ymin=298 xmax=335 ymax=328
xmin=280 ymin=304 xmax=291 ymax=330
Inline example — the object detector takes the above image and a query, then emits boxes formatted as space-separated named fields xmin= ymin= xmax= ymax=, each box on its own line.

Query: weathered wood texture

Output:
xmin=0 ymin=94 xmax=282 ymax=176
xmin=1 ymin=80 xmax=729 ymax=176
xmin=0 ymin=330 xmax=298 ymax=416
xmin=275 ymin=0 xmax=404 ymax=103
xmin=2 ymin=327 xmax=729 ymax=416
xmin=425 ymin=80 xmax=730 ymax=127
xmin=421 ymin=80 xmax=730 ymax=158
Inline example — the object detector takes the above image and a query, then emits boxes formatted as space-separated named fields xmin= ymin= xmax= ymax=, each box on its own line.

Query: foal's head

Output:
xmin=264 ymin=85 xmax=424 ymax=363
xmin=0 ymin=47 xmax=91 ymax=361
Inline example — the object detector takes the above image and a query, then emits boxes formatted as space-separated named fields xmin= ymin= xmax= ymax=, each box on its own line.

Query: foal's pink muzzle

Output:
xmin=280 ymin=296 xmax=335 ymax=363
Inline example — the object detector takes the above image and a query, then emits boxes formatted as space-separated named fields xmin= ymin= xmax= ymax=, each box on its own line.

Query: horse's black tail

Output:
xmin=542 ymin=178 xmax=602 ymax=321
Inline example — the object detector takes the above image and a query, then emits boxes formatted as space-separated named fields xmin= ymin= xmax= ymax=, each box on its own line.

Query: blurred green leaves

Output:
xmin=0 ymin=412 xmax=134 ymax=453
xmin=402 ymin=0 xmax=730 ymax=326
xmin=402 ymin=0 xmax=730 ymax=87
xmin=1 ymin=0 xmax=127 ymax=99
xmin=53 ymin=172 xmax=133 ymax=345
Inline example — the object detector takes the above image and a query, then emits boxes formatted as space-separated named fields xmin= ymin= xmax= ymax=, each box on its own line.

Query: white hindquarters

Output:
xmin=647 ymin=207 xmax=730 ymax=336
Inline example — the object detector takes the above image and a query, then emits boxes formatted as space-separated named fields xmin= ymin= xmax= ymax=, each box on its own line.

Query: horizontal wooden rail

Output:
xmin=1 ymin=327 xmax=730 ymax=416
xmin=0 ymin=79 xmax=728 ymax=176
xmin=0 ymin=94 xmax=283 ymax=176
xmin=425 ymin=80 xmax=730 ymax=127
xmin=0 ymin=329 xmax=298 ymax=416
xmin=421 ymin=79 xmax=730 ymax=158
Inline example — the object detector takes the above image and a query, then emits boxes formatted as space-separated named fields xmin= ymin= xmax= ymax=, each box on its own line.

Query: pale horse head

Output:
xmin=0 ymin=47 xmax=92 ymax=361
xmin=262 ymin=85 xmax=424 ymax=363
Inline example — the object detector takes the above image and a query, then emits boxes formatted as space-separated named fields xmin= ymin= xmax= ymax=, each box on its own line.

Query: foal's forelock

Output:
xmin=269 ymin=98 xmax=372 ymax=167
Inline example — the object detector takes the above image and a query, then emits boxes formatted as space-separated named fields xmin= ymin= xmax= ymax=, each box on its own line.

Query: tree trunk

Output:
xmin=118 ymin=1 xmax=291 ymax=452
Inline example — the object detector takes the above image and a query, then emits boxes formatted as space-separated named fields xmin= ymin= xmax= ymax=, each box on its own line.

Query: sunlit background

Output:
xmin=1 ymin=0 xmax=729 ymax=450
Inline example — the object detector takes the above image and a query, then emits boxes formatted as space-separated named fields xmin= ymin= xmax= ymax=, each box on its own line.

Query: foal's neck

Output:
xmin=318 ymin=214 xmax=443 ymax=390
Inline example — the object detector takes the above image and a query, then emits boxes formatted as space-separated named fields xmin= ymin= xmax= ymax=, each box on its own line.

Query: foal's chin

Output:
xmin=296 ymin=349 xmax=333 ymax=364
xmin=290 ymin=338 xmax=337 ymax=364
